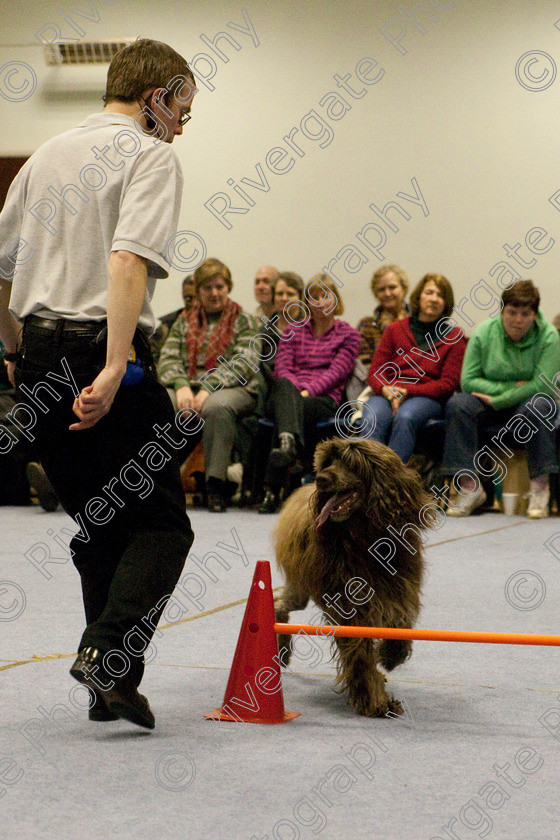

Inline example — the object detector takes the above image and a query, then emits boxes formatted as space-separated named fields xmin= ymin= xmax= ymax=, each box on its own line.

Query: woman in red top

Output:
xmin=362 ymin=274 xmax=467 ymax=463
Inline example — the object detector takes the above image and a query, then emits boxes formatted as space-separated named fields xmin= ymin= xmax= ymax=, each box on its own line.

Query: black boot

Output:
xmin=268 ymin=433 xmax=297 ymax=473
xmin=278 ymin=432 xmax=297 ymax=461
xmin=258 ymin=488 xmax=280 ymax=514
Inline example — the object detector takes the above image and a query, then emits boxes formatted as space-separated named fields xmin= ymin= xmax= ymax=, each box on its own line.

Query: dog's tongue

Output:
xmin=315 ymin=492 xmax=352 ymax=531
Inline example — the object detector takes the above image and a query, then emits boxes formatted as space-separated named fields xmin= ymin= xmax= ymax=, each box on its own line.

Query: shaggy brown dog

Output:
xmin=273 ymin=437 xmax=433 ymax=717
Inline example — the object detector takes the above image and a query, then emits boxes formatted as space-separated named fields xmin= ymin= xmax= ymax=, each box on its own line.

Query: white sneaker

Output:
xmin=526 ymin=487 xmax=550 ymax=519
xmin=446 ymin=485 xmax=487 ymax=517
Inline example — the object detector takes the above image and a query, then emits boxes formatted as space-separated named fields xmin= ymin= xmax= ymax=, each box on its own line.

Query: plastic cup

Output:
xmin=502 ymin=493 xmax=518 ymax=516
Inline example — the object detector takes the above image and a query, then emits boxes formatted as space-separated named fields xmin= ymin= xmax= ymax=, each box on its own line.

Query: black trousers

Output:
xmin=267 ymin=377 xmax=336 ymax=466
xmin=15 ymin=320 xmax=194 ymax=671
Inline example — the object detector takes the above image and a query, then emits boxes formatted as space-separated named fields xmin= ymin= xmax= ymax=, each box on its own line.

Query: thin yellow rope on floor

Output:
xmin=427 ymin=519 xmax=529 ymax=549
xmin=0 ymin=519 xmax=540 ymax=676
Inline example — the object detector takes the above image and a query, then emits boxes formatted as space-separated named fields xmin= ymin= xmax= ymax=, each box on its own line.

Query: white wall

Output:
xmin=2 ymin=0 xmax=560 ymax=329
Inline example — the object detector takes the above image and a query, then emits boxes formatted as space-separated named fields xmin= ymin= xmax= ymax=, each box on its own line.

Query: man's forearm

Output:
xmin=106 ymin=251 xmax=148 ymax=374
xmin=0 ymin=280 xmax=22 ymax=352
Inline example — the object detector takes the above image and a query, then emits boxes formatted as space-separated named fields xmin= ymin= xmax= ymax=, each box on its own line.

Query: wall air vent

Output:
xmin=44 ymin=40 xmax=133 ymax=66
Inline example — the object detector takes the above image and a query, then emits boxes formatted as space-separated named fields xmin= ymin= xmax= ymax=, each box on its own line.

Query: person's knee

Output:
xmin=393 ymin=405 xmax=420 ymax=429
xmin=201 ymin=395 xmax=234 ymax=421
xmin=519 ymin=394 xmax=558 ymax=430
xmin=445 ymin=391 xmax=477 ymax=420
xmin=365 ymin=396 xmax=391 ymax=418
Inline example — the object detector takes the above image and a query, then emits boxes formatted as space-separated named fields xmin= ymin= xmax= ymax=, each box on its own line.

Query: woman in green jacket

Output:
xmin=442 ymin=280 xmax=560 ymax=519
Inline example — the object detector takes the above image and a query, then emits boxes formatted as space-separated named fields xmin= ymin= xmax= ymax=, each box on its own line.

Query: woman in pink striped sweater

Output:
xmin=362 ymin=274 xmax=467 ymax=463
xmin=259 ymin=275 xmax=361 ymax=512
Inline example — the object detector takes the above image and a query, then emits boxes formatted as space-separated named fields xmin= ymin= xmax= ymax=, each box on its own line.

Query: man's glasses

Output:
xmin=141 ymin=93 xmax=191 ymax=127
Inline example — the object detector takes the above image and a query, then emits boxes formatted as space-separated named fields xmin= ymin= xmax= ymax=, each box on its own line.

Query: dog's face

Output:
xmin=314 ymin=455 xmax=363 ymax=528
xmin=312 ymin=437 xmax=430 ymax=532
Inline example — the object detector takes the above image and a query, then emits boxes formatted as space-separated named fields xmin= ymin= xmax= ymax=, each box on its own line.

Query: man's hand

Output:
xmin=70 ymin=366 xmax=124 ymax=430
xmin=472 ymin=391 xmax=493 ymax=407
xmin=176 ymin=385 xmax=195 ymax=410
xmin=300 ymin=389 xmax=309 ymax=398
xmin=69 ymin=250 xmax=147 ymax=431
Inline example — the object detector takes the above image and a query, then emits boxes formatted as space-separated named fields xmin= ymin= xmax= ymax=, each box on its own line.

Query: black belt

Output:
xmin=24 ymin=315 xmax=105 ymax=334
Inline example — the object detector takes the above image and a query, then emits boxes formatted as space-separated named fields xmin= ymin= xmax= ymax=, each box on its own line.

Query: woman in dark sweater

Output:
xmin=361 ymin=273 xmax=467 ymax=463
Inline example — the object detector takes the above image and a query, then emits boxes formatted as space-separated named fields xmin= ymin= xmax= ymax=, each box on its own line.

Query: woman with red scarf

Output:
xmin=157 ymin=258 xmax=260 ymax=511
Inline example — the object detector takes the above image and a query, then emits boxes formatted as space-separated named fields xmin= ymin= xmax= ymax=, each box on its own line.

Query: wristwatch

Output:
xmin=2 ymin=351 xmax=18 ymax=362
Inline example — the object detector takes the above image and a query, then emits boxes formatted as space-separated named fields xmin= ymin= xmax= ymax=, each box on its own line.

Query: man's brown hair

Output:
xmin=104 ymin=38 xmax=195 ymax=104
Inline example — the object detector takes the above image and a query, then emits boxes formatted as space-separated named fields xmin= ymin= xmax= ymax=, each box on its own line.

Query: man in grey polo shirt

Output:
xmin=0 ymin=39 xmax=197 ymax=729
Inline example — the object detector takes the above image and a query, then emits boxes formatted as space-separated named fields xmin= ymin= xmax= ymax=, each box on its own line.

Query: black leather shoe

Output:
xmin=208 ymin=492 xmax=226 ymax=512
xmin=192 ymin=491 xmax=207 ymax=508
xmin=258 ymin=489 xmax=279 ymax=514
xmin=107 ymin=688 xmax=154 ymax=730
xmin=207 ymin=478 xmax=227 ymax=512
xmin=89 ymin=689 xmax=119 ymax=722
xmin=70 ymin=647 xmax=155 ymax=730
xmin=87 ymin=656 xmax=144 ymax=720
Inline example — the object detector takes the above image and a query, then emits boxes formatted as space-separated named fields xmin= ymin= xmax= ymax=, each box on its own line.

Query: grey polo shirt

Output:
xmin=0 ymin=112 xmax=183 ymax=333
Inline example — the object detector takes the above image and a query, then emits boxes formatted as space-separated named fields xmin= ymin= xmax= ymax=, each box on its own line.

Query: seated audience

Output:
xmin=150 ymin=275 xmax=195 ymax=363
xmin=443 ymin=280 xmax=560 ymax=518
xmin=357 ymin=264 xmax=410 ymax=365
xmin=254 ymin=265 xmax=279 ymax=319
xmin=362 ymin=274 xmax=466 ymax=463
xmin=259 ymin=275 xmax=361 ymax=513
xmin=157 ymin=258 xmax=260 ymax=512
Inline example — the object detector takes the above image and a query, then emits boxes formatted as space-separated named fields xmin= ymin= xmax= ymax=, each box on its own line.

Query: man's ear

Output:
xmin=152 ymin=88 xmax=174 ymax=118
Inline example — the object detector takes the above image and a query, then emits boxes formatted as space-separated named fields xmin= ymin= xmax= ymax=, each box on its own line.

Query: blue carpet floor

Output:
xmin=1 ymin=504 xmax=559 ymax=839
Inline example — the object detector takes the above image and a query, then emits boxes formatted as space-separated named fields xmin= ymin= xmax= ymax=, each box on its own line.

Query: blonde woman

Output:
xmin=357 ymin=264 xmax=410 ymax=365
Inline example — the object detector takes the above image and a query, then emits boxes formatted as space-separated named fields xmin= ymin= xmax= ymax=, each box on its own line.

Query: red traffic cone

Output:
xmin=205 ymin=560 xmax=300 ymax=724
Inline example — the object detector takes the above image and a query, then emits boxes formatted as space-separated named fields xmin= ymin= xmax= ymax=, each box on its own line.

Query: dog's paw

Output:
xmin=349 ymin=692 xmax=403 ymax=718
xmin=385 ymin=697 xmax=404 ymax=717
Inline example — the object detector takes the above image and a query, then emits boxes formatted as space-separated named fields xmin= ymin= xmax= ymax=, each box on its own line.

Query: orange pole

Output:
xmin=274 ymin=623 xmax=560 ymax=647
